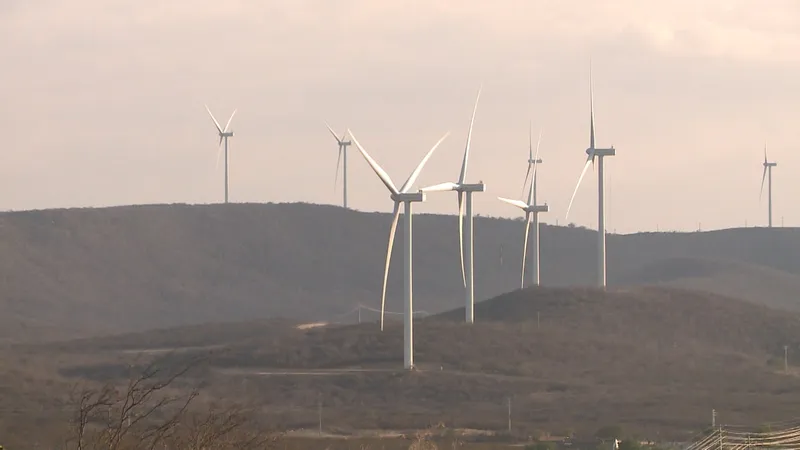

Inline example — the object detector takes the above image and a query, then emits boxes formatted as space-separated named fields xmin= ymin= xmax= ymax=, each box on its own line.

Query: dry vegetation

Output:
xmin=3 ymin=203 xmax=800 ymax=446
xmin=12 ymin=285 xmax=798 ymax=446
xmin=0 ymin=203 xmax=800 ymax=342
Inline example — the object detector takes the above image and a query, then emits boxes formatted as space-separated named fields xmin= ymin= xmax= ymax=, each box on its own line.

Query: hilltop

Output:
xmin=2 ymin=202 xmax=800 ymax=341
xmin=43 ymin=285 xmax=800 ymax=442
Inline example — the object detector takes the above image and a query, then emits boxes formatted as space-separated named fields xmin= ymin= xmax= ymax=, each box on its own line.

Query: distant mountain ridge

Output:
xmin=1 ymin=202 xmax=799 ymax=341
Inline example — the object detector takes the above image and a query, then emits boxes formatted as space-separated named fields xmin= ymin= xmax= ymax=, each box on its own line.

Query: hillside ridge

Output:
xmin=2 ymin=202 xmax=800 ymax=341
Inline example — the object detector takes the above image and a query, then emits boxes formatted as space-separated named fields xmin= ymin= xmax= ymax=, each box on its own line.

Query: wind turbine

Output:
xmin=420 ymin=86 xmax=485 ymax=324
xmin=565 ymin=63 xmax=616 ymax=288
xmin=498 ymin=127 xmax=548 ymax=288
xmin=520 ymin=121 xmax=543 ymax=199
xmin=325 ymin=123 xmax=352 ymax=209
xmin=760 ymin=143 xmax=777 ymax=228
xmin=205 ymin=105 xmax=237 ymax=203
xmin=348 ymin=128 xmax=450 ymax=370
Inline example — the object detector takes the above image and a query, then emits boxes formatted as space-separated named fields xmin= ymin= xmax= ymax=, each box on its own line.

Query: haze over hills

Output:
xmin=2 ymin=202 xmax=800 ymax=341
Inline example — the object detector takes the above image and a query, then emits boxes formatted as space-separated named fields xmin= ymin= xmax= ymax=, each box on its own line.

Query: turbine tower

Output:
xmin=421 ymin=86 xmax=485 ymax=324
xmin=348 ymin=129 xmax=450 ymax=370
xmin=499 ymin=127 xmax=548 ymax=287
xmin=325 ymin=123 xmax=352 ymax=209
xmin=565 ymin=63 xmax=616 ymax=288
xmin=760 ymin=144 xmax=778 ymax=228
xmin=205 ymin=105 xmax=237 ymax=204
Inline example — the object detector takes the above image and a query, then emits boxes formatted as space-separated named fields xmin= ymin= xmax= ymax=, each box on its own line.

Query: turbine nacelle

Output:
xmin=459 ymin=183 xmax=486 ymax=193
xmin=392 ymin=192 xmax=426 ymax=203
xmin=587 ymin=147 xmax=615 ymax=157
xmin=526 ymin=204 xmax=549 ymax=213
xmin=528 ymin=158 xmax=543 ymax=164
xmin=218 ymin=131 xmax=234 ymax=138
xmin=764 ymin=161 xmax=778 ymax=167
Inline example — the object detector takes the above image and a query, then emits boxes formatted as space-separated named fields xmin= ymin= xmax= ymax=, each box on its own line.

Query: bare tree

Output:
xmin=65 ymin=355 xmax=280 ymax=450
xmin=167 ymin=406 xmax=283 ymax=449
xmin=67 ymin=357 xmax=199 ymax=450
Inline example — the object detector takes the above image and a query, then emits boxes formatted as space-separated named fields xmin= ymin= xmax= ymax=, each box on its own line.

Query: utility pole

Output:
xmin=318 ymin=393 xmax=323 ymax=437
xmin=358 ymin=305 xmax=361 ymax=324
xmin=537 ymin=312 xmax=540 ymax=329
xmin=784 ymin=345 xmax=789 ymax=372
xmin=712 ymin=408 xmax=716 ymax=428
xmin=507 ymin=397 xmax=512 ymax=432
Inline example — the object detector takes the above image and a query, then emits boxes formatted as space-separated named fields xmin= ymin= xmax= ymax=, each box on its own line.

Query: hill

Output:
xmin=43 ymin=286 xmax=800 ymax=442
xmin=2 ymin=202 xmax=800 ymax=341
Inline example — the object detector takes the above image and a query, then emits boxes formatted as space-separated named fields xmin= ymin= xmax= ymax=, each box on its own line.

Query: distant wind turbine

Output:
xmin=348 ymin=128 xmax=450 ymax=370
xmin=325 ymin=123 xmax=352 ymax=209
xmin=498 ymin=127 xmax=548 ymax=287
xmin=520 ymin=121 xmax=543 ymax=199
xmin=565 ymin=62 xmax=617 ymax=288
xmin=205 ymin=105 xmax=237 ymax=204
xmin=760 ymin=143 xmax=778 ymax=228
xmin=421 ymin=86 xmax=485 ymax=324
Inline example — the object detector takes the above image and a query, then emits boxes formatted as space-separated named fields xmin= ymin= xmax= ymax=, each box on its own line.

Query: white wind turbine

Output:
xmin=205 ymin=105 xmax=237 ymax=204
xmin=498 ymin=127 xmax=548 ymax=288
xmin=325 ymin=123 xmax=352 ymax=209
xmin=348 ymin=129 xmax=450 ymax=370
xmin=420 ymin=86 xmax=485 ymax=324
xmin=760 ymin=143 xmax=778 ymax=228
xmin=565 ymin=63 xmax=616 ymax=288
xmin=520 ymin=122 xmax=543 ymax=199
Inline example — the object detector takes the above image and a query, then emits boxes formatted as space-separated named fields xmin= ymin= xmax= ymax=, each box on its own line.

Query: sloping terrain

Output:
xmin=2 ymin=202 xmax=800 ymax=341
xmin=46 ymin=286 xmax=800 ymax=441
xmin=618 ymin=257 xmax=800 ymax=311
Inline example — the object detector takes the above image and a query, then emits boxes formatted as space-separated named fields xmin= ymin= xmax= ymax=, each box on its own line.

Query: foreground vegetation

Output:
xmin=3 ymin=285 xmax=796 ymax=446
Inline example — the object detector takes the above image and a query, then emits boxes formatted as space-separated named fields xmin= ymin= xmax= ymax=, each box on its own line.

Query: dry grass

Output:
xmin=21 ymin=285 xmax=800 ymax=443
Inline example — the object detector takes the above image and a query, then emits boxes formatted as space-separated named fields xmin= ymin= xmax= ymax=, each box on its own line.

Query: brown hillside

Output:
xmin=2 ymin=202 xmax=800 ymax=341
xmin=47 ymin=286 xmax=800 ymax=441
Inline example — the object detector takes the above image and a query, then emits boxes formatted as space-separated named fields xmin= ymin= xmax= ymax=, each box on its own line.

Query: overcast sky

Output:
xmin=2 ymin=0 xmax=800 ymax=233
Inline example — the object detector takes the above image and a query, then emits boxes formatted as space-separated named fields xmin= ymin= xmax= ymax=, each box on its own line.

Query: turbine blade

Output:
xmin=520 ymin=164 xmax=532 ymax=200
xmin=760 ymin=166 xmax=767 ymax=201
xmin=458 ymin=85 xmax=482 ymax=184
xmin=589 ymin=61 xmax=596 ymax=150
xmin=527 ymin=162 xmax=536 ymax=206
xmin=521 ymin=212 xmax=532 ymax=289
xmin=764 ymin=142 xmax=768 ymax=164
xmin=325 ymin=121 xmax=343 ymax=144
xmin=420 ymin=182 xmax=459 ymax=192
xmin=348 ymin=129 xmax=400 ymax=195
xmin=458 ymin=191 xmax=466 ymax=287
xmin=215 ymin=144 xmax=223 ymax=172
xmin=531 ymin=129 xmax=543 ymax=204
xmin=223 ymin=109 xmax=237 ymax=133
xmin=205 ymin=104 xmax=223 ymax=134
xmin=400 ymin=131 xmax=451 ymax=193
xmin=533 ymin=129 xmax=543 ymax=164
xmin=565 ymin=157 xmax=593 ymax=222
xmin=498 ymin=197 xmax=528 ymax=210
xmin=334 ymin=147 xmax=342 ymax=192
xmin=529 ymin=120 xmax=533 ymax=160
xmin=380 ymin=202 xmax=401 ymax=331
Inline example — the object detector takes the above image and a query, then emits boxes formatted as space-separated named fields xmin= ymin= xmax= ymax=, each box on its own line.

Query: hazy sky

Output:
xmin=3 ymin=0 xmax=800 ymax=233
